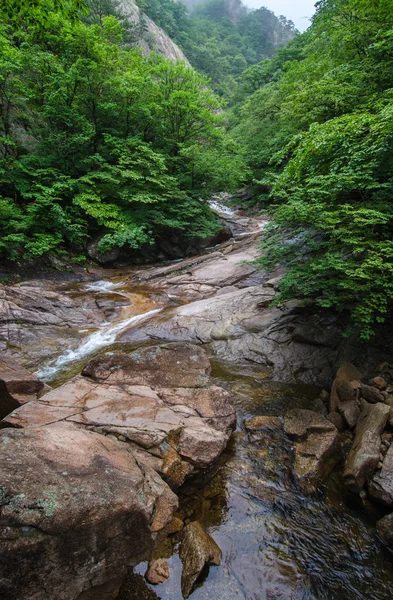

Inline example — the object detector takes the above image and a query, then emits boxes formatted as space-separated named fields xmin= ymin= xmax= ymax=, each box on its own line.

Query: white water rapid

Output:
xmin=35 ymin=307 xmax=162 ymax=381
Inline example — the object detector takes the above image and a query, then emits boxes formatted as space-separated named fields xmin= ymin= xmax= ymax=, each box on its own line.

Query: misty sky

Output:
xmin=245 ymin=0 xmax=316 ymax=31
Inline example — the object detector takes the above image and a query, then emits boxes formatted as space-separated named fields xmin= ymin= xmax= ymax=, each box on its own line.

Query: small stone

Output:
xmin=360 ymin=383 xmax=384 ymax=404
xmin=378 ymin=461 xmax=384 ymax=469
xmin=319 ymin=389 xmax=330 ymax=402
xmin=327 ymin=411 xmax=346 ymax=432
xmin=118 ymin=435 xmax=126 ymax=442
xmin=145 ymin=559 xmax=170 ymax=585
xmin=166 ymin=517 xmax=184 ymax=534
xmin=371 ymin=376 xmax=387 ymax=390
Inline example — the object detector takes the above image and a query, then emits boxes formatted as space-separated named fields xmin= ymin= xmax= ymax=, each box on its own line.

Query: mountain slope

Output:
xmin=139 ymin=0 xmax=296 ymax=95
xmin=119 ymin=0 xmax=190 ymax=61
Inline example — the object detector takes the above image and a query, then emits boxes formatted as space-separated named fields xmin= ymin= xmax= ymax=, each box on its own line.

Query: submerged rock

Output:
xmin=0 ymin=425 xmax=178 ymax=600
xmin=179 ymin=521 xmax=222 ymax=599
xmin=343 ymin=402 xmax=390 ymax=493
xmin=284 ymin=409 xmax=340 ymax=493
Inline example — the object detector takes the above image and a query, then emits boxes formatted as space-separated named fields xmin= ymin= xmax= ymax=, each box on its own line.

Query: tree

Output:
xmin=0 ymin=0 xmax=87 ymax=25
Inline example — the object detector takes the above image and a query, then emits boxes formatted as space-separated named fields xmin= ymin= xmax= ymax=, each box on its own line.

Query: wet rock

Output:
xmin=360 ymin=383 xmax=384 ymax=404
xmin=284 ymin=409 xmax=340 ymax=492
xmin=117 ymin=572 xmax=160 ymax=600
xmin=343 ymin=402 xmax=390 ymax=493
xmin=0 ymin=355 xmax=47 ymax=419
xmin=369 ymin=444 xmax=393 ymax=506
xmin=377 ymin=512 xmax=393 ymax=544
xmin=179 ymin=521 xmax=222 ymax=599
xmin=145 ymin=559 xmax=170 ymax=585
xmin=166 ymin=516 xmax=184 ymax=534
xmin=0 ymin=425 xmax=178 ymax=600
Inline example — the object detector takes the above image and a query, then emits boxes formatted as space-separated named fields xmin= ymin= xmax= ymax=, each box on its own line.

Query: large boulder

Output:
xmin=0 ymin=425 xmax=178 ymax=600
xmin=284 ymin=409 xmax=340 ymax=492
xmin=343 ymin=402 xmax=390 ymax=493
xmin=2 ymin=343 xmax=236 ymax=487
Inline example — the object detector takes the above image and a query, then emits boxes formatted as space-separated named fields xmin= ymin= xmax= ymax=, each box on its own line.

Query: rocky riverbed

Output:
xmin=2 ymin=199 xmax=393 ymax=600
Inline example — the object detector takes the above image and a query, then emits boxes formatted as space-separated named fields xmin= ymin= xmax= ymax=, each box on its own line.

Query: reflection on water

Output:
xmin=119 ymin=360 xmax=393 ymax=600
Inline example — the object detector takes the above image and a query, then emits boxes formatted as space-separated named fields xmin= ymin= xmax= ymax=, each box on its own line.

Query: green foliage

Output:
xmin=233 ymin=0 xmax=393 ymax=337
xmin=0 ymin=8 xmax=246 ymax=262
xmin=0 ymin=0 xmax=87 ymax=26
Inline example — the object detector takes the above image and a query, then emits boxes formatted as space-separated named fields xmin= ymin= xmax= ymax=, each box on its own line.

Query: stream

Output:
xmin=28 ymin=199 xmax=393 ymax=600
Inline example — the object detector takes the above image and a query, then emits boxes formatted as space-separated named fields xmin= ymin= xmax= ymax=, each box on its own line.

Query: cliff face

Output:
xmin=118 ymin=0 xmax=190 ymax=63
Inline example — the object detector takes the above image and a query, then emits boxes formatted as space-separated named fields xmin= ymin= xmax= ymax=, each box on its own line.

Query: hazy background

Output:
xmin=247 ymin=0 xmax=316 ymax=31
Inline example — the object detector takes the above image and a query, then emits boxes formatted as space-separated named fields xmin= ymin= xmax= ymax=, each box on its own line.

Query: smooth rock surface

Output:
xmin=343 ymin=402 xmax=390 ymax=493
xmin=121 ymin=285 xmax=342 ymax=385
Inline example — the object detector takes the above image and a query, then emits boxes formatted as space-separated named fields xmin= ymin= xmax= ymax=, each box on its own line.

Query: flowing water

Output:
xmin=118 ymin=360 xmax=393 ymax=600
xmin=30 ymin=199 xmax=393 ymax=600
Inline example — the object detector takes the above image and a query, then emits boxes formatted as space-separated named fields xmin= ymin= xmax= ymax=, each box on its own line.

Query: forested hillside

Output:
xmin=0 ymin=0 xmax=246 ymax=263
xmin=139 ymin=0 xmax=296 ymax=95
xmin=231 ymin=0 xmax=393 ymax=337
xmin=2 ymin=0 xmax=392 ymax=339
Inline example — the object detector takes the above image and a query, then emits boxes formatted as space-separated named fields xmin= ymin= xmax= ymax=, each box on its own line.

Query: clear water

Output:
xmin=118 ymin=362 xmax=393 ymax=600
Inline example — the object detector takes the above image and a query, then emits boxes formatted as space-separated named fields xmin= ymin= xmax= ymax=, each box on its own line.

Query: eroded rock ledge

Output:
xmin=0 ymin=342 xmax=235 ymax=600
